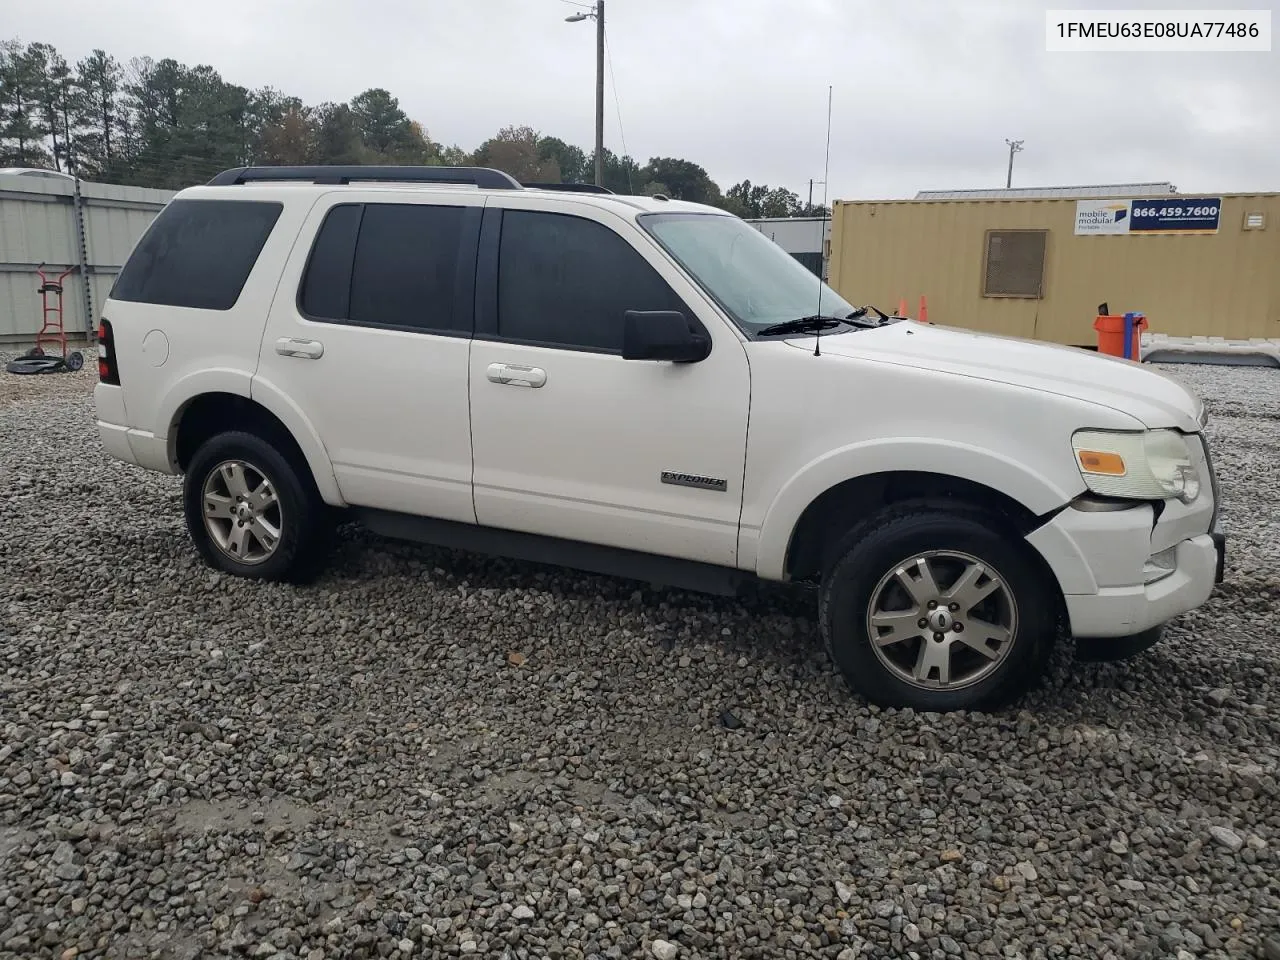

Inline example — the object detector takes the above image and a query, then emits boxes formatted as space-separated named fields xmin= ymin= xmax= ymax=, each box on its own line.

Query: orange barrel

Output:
xmin=1094 ymin=312 xmax=1147 ymax=360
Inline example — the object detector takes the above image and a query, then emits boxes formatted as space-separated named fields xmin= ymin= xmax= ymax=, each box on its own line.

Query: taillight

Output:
xmin=97 ymin=318 xmax=120 ymax=385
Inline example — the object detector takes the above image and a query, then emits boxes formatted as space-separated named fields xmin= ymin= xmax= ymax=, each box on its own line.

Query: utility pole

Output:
xmin=1005 ymin=139 xmax=1024 ymax=189
xmin=808 ymin=178 xmax=825 ymax=212
xmin=595 ymin=1 xmax=605 ymax=188
xmin=566 ymin=2 xmax=606 ymax=188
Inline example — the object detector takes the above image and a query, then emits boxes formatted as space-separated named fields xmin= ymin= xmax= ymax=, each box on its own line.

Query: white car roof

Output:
xmin=171 ymin=166 xmax=732 ymax=220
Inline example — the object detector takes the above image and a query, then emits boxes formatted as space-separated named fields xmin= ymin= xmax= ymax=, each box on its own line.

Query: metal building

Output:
xmin=0 ymin=172 xmax=174 ymax=348
xmin=745 ymin=216 xmax=831 ymax=279
xmin=827 ymin=189 xmax=1280 ymax=345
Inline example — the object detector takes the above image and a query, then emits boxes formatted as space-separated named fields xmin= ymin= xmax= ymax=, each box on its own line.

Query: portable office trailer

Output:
xmin=827 ymin=190 xmax=1280 ymax=345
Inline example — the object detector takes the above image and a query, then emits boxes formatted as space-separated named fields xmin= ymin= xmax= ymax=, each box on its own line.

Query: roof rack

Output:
xmin=521 ymin=181 xmax=615 ymax=194
xmin=207 ymin=165 xmax=522 ymax=189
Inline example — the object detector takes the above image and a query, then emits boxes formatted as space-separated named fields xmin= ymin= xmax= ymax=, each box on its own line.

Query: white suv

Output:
xmin=93 ymin=165 xmax=1225 ymax=711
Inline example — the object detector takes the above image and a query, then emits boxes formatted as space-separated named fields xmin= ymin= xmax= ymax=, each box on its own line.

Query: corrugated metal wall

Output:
xmin=0 ymin=174 xmax=174 ymax=346
xmin=828 ymin=193 xmax=1280 ymax=345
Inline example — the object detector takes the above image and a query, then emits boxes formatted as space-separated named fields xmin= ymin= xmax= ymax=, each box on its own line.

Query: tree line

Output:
xmin=0 ymin=38 xmax=827 ymax=219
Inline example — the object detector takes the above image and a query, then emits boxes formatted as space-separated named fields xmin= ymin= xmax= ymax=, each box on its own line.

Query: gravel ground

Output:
xmin=1 ymin=355 xmax=1277 ymax=960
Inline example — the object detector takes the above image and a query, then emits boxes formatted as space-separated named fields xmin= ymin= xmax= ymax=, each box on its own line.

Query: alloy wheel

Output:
xmin=865 ymin=550 xmax=1019 ymax=691
xmin=201 ymin=460 xmax=283 ymax=565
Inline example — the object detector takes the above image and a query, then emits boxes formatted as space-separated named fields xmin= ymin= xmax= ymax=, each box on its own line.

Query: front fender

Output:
xmin=753 ymin=437 xmax=1083 ymax=581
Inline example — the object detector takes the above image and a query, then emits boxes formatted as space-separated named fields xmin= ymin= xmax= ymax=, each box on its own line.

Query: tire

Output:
xmin=819 ymin=502 xmax=1057 ymax=712
xmin=24 ymin=346 xmax=44 ymax=358
xmin=65 ymin=350 xmax=84 ymax=372
xmin=183 ymin=430 xmax=331 ymax=583
xmin=5 ymin=357 xmax=62 ymax=375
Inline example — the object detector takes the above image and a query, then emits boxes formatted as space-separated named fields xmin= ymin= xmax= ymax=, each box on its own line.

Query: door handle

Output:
xmin=486 ymin=362 xmax=546 ymax=388
xmin=275 ymin=337 xmax=324 ymax=359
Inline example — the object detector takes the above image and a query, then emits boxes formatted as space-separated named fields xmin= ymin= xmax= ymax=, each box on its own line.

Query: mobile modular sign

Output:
xmin=1075 ymin=197 xmax=1222 ymax=235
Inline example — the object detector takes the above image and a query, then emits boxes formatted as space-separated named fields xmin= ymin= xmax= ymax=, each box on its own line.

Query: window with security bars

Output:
xmin=982 ymin=229 xmax=1047 ymax=298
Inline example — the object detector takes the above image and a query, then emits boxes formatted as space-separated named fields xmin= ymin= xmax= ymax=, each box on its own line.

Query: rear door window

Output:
xmin=299 ymin=202 xmax=470 ymax=334
xmin=298 ymin=204 xmax=361 ymax=321
xmin=111 ymin=199 xmax=282 ymax=310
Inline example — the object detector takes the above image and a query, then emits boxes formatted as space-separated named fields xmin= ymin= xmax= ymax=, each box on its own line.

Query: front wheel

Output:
xmin=819 ymin=504 xmax=1057 ymax=711
xmin=183 ymin=430 xmax=331 ymax=583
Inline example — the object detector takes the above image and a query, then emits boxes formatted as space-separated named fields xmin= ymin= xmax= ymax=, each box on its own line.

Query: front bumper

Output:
xmin=1211 ymin=517 xmax=1226 ymax=584
xmin=1027 ymin=426 xmax=1225 ymax=640
xmin=1203 ymin=428 xmax=1227 ymax=585
xmin=1059 ymin=532 xmax=1218 ymax=637
xmin=1026 ymin=498 xmax=1222 ymax=640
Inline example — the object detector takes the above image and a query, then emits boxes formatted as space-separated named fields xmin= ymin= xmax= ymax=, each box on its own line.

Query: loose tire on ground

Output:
xmin=819 ymin=502 xmax=1058 ymax=712
xmin=5 ymin=356 xmax=63 ymax=375
xmin=183 ymin=430 xmax=332 ymax=584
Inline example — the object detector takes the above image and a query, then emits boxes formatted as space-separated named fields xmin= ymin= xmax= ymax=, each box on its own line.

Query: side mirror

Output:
xmin=621 ymin=310 xmax=710 ymax=363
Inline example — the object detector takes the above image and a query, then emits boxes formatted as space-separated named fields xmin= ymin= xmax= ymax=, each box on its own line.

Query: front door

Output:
xmin=256 ymin=192 xmax=481 ymax=523
xmin=467 ymin=201 xmax=751 ymax=567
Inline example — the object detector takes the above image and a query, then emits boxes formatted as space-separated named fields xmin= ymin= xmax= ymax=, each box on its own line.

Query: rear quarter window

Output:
xmin=111 ymin=198 xmax=283 ymax=310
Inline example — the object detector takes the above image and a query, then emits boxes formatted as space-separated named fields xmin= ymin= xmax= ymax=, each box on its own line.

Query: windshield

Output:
xmin=638 ymin=212 xmax=857 ymax=334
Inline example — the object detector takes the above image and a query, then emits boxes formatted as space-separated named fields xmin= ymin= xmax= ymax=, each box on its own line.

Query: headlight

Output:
xmin=1071 ymin=428 xmax=1200 ymax=503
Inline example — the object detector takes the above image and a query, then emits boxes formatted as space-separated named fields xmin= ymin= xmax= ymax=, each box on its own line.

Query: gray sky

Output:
xmin=7 ymin=0 xmax=1277 ymax=199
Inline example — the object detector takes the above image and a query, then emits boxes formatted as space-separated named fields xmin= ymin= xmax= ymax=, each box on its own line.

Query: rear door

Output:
xmin=255 ymin=191 xmax=481 ymax=523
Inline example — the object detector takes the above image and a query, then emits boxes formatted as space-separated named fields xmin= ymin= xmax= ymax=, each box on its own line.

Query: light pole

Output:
xmin=565 ymin=1 xmax=605 ymax=188
xmin=1004 ymin=138 xmax=1024 ymax=189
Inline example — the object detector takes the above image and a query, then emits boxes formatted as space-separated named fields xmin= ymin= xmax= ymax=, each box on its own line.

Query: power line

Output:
xmin=602 ymin=25 xmax=632 ymax=194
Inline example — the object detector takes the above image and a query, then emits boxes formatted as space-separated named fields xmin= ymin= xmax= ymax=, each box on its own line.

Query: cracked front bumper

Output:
xmin=1059 ymin=531 xmax=1218 ymax=638
xmin=1027 ymin=428 xmax=1225 ymax=639
xmin=1026 ymin=497 xmax=1220 ymax=640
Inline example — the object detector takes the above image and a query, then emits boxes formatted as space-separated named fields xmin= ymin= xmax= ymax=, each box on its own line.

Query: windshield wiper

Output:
xmin=756 ymin=316 xmax=846 ymax=337
xmin=756 ymin=313 xmax=883 ymax=337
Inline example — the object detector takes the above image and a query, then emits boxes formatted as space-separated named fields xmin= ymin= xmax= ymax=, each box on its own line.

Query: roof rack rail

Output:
xmin=207 ymin=165 xmax=522 ymax=189
xmin=521 ymin=181 xmax=616 ymax=194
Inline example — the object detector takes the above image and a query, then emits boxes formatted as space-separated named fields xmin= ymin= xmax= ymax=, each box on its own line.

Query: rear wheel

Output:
xmin=184 ymin=430 xmax=331 ymax=583
xmin=819 ymin=503 xmax=1057 ymax=711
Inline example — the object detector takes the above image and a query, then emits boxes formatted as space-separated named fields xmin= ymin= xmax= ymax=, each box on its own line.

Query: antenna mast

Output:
xmin=814 ymin=84 xmax=833 ymax=357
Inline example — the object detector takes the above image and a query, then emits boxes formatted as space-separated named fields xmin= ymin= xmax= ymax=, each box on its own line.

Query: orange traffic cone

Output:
xmin=898 ymin=297 xmax=908 ymax=318
xmin=918 ymin=295 xmax=929 ymax=323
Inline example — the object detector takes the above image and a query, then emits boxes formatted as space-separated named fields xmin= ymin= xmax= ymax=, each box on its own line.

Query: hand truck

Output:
xmin=6 ymin=263 xmax=85 ymax=375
